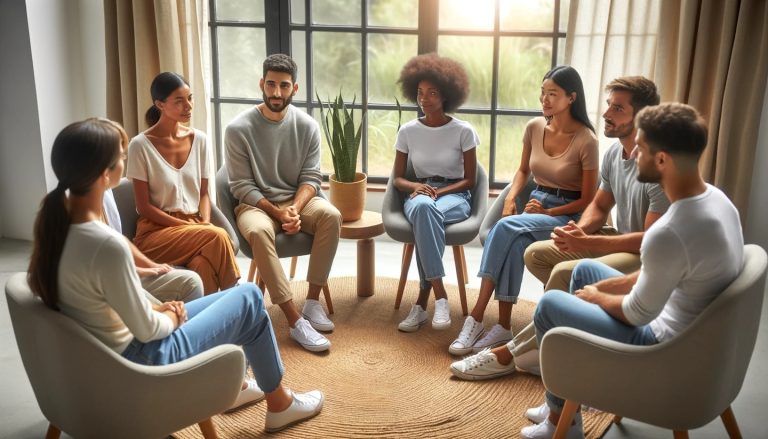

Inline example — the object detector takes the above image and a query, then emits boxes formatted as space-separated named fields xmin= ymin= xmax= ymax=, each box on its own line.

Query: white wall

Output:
xmin=746 ymin=84 xmax=768 ymax=250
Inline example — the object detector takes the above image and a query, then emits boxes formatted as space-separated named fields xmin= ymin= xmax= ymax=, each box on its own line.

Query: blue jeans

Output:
xmin=122 ymin=283 xmax=284 ymax=392
xmin=534 ymin=259 xmax=658 ymax=411
xmin=404 ymin=180 xmax=471 ymax=290
xmin=478 ymin=189 xmax=580 ymax=302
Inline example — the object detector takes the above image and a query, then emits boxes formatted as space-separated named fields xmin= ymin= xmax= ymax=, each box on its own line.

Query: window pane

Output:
xmin=314 ymin=107 xmax=364 ymax=176
xmin=368 ymin=34 xmax=417 ymax=104
xmin=439 ymin=0 xmax=495 ymax=30
xmin=291 ymin=31 xmax=308 ymax=102
xmin=454 ymin=113 xmax=491 ymax=174
xmin=367 ymin=109 xmax=418 ymax=177
xmin=313 ymin=32 xmax=362 ymax=102
xmin=219 ymin=103 xmax=256 ymax=147
xmin=291 ymin=0 xmax=306 ymax=24
xmin=500 ymin=0 xmax=554 ymax=32
xmin=438 ymin=36 xmax=493 ymax=109
xmin=312 ymin=0 xmax=361 ymax=26
xmin=216 ymin=0 xmax=264 ymax=22
xmin=494 ymin=115 xmax=529 ymax=182
xmin=497 ymin=37 xmax=551 ymax=110
xmin=218 ymin=27 xmax=266 ymax=98
xmin=368 ymin=0 xmax=417 ymax=28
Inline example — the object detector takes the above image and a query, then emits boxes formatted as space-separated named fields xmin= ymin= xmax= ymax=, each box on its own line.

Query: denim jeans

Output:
xmin=478 ymin=189 xmax=580 ymax=302
xmin=404 ymin=179 xmax=471 ymax=289
xmin=534 ymin=259 xmax=658 ymax=411
xmin=122 ymin=283 xmax=284 ymax=392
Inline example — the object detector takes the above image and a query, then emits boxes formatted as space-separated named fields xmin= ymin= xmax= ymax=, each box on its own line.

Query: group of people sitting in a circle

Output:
xmin=27 ymin=52 xmax=743 ymax=438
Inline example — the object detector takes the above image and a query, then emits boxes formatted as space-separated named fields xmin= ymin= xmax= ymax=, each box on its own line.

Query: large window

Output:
xmin=209 ymin=0 xmax=568 ymax=187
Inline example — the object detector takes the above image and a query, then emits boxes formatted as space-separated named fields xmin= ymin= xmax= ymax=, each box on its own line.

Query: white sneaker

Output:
xmin=449 ymin=348 xmax=517 ymax=380
xmin=432 ymin=298 xmax=451 ymax=330
xmin=398 ymin=304 xmax=428 ymax=332
xmin=290 ymin=318 xmax=331 ymax=352
xmin=226 ymin=379 xmax=265 ymax=412
xmin=472 ymin=324 xmax=513 ymax=352
xmin=448 ymin=316 xmax=485 ymax=355
xmin=515 ymin=348 xmax=541 ymax=375
xmin=521 ymin=412 xmax=584 ymax=439
xmin=302 ymin=299 xmax=334 ymax=332
xmin=526 ymin=402 xmax=550 ymax=424
xmin=264 ymin=390 xmax=324 ymax=432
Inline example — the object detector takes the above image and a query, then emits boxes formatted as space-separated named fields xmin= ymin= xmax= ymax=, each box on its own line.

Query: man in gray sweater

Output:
xmin=225 ymin=54 xmax=342 ymax=353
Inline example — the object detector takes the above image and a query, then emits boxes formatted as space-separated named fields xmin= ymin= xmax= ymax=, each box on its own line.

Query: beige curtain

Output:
xmin=567 ymin=0 xmax=768 ymax=222
xmin=105 ymin=0 xmax=209 ymax=138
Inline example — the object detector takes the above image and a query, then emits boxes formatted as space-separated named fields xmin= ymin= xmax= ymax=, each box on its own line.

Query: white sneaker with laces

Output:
xmin=302 ymin=299 xmax=334 ymax=332
xmin=226 ymin=379 xmax=265 ymax=412
xmin=265 ymin=390 xmax=324 ymax=432
xmin=432 ymin=298 xmax=451 ymax=330
xmin=398 ymin=304 xmax=428 ymax=332
xmin=520 ymin=412 xmax=584 ymax=439
xmin=290 ymin=318 xmax=331 ymax=352
xmin=526 ymin=402 xmax=550 ymax=424
xmin=449 ymin=348 xmax=517 ymax=380
xmin=448 ymin=316 xmax=485 ymax=355
xmin=472 ymin=323 xmax=513 ymax=352
xmin=515 ymin=348 xmax=541 ymax=375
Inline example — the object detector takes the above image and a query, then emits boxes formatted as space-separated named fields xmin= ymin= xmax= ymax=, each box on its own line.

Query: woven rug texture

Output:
xmin=174 ymin=276 xmax=613 ymax=438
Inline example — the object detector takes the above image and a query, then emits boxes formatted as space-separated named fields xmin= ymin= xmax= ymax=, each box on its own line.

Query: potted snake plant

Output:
xmin=317 ymin=92 xmax=367 ymax=221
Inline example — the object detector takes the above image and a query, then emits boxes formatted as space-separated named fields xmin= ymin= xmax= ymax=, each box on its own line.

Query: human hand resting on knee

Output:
xmin=551 ymin=220 xmax=589 ymax=252
xmin=524 ymin=198 xmax=551 ymax=215
xmin=410 ymin=183 xmax=437 ymax=200
xmin=136 ymin=263 xmax=173 ymax=278
xmin=154 ymin=301 xmax=187 ymax=327
xmin=279 ymin=205 xmax=302 ymax=235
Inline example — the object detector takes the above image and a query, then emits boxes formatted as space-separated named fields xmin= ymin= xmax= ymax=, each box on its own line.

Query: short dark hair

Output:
xmin=398 ymin=53 xmax=469 ymax=114
xmin=605 ymin=76 xmax=660 ymax=115
xmin=263 ymin=54 xmax=298 ymax=82
xmin=636 ymin=103 xmax=708 ymax=159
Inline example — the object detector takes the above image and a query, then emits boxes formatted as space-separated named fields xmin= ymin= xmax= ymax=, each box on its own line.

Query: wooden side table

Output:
xmin=340 ymin=210 xmax=385 ymax=297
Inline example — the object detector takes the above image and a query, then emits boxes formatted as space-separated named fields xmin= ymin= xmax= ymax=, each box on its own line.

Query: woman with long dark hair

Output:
xmin=128 ymin=72 xmax=239 ymax=294
xmin=28 ymin=118 xmax=323 ymax=432
xmin=448 ymin=66 xmax=599 ymax=363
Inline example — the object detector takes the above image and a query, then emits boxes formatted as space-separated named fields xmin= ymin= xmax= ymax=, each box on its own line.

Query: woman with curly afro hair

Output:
xmin=449 ymin=66 xmax=599 ymax=383
xmin=392 ymin=53 xmax=480 ymax=334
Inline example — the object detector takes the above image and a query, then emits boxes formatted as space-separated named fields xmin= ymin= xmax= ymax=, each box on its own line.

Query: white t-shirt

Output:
xmin=57 ymin=221 xmax=174 ymax=354
xmin=621 ymin=185 xmax=744 ymax=342
xmin=127 ymin=129 xmax=211 ymax=215
xmin=394 ymin=117 xmax=479 ymax=179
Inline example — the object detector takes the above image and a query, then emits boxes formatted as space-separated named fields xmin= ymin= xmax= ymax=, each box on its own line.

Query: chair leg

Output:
xmin=460 ymin=245 xmax=469 ymax=284
xmin=613 ymin=415 xmax=623 ymax=424
xmin=45 ymin=424 xmax=61 ymax=439
xmin=322 ymin=285 xmax=334 ymax=314
xmin=247 ymin=259 xmax=257 ymax=283
xmin=289 ymin=256 xmax=298 ymax=279
xmin=721 ymin=406 xmax=742 ymax=439
xmin=673 ymin=431 xmax=689 ymax=439
xmin=554 ymin=400 xmax=580 ymax=439
xmin=198 ymin=418 xmax=218 ymax=439
xmin=452 ymin=246 xmax=469 ymax=316
xmin=395 ymin=243 xmax=414 ymax=309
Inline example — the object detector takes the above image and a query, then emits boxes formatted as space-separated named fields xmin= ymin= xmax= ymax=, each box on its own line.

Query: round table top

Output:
xmin=340 ymin=210 xmax=385 ymax=240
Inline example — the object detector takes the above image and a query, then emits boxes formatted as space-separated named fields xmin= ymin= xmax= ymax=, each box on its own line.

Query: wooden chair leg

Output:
xmin=247 ymin=259 xmax=257 ymax=283
xmin=613 ymin=415 xmax=623 ymax=424
xmin=673 ymin=431 xmax=689 ymax=439
xmin=460 ymin=245 xmax=469 ymax=284
xmin=554 ymin=400 xmax=580 ymax=439
xmin=45 ymin=424 xmax=61 ymax=439
xmin=198 ymin=418 xmax=218 ymax=439
xmin=721 ymin=406 xmax=742 ymax=439
xmin=395 ymin=243 xmax=414 ymax=309
xmin=452 ymin=246 xmax=469 ymax=315
xmin=289 ymin=256 xmax=298 ymax=279
xmin=322 ymin=285 xmax=334 ymax=314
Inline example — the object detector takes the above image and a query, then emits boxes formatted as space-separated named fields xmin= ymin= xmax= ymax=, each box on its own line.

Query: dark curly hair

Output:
xmin=398 ymin=53 xmax=469 ymax=114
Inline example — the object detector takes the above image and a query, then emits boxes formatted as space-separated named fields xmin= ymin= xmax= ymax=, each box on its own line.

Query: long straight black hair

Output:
xmin=27 ymin=118 xmax=125 ymax=310
xmin=543 ymin=65 xmax=595 ymax=133
xmin=145 ymin=72 xmax=189 ymax=127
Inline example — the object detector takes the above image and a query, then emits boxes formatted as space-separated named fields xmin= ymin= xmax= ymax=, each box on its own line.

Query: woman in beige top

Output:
xmin=127 ymin=72 xmax=239 ymax=293
xmin=448 ymin=66 xmax=599 ymax=359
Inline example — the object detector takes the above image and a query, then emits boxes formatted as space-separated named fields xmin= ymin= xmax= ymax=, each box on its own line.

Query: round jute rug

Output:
xmin=174 ymin=277 xmax=614 ymax=438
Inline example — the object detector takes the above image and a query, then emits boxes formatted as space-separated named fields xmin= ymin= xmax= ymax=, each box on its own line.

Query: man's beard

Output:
xmin=604 ymin=120 xmax=634 ymax=139
xmin=636 ymin=164 xmax=661 ymax=183
xmin=263 ymin=93 xmax=292 ymax=112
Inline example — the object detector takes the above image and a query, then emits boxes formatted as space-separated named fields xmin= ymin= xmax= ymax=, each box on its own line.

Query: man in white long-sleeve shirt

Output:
xmin=520 ymin=103 xmax=744 ymax=439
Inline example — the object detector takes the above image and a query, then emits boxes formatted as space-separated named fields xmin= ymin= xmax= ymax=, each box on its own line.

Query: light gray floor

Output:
xmin=1 ymin=236 xmax=767 ymax=438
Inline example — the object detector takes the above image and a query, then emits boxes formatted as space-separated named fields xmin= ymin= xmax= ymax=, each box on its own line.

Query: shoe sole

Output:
xmin=302 ymin=313 xmax=335 ymax=332
xmin=291 ymin=336 xmax=331 ymax=352
xmin=398 ymin=319 xmax=427 ymax=333
xmin=432 ymin=320 xmax=451 ymax=330
xmin=224 ymin=394 xmax=266 ymax=413
xmin=449 ymin=365 xmax=516 ymax=381
xmin=265 ymin=393 xmax=325 ymax=433
xmin=448 ymin=330 xmax=486 ymax=356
